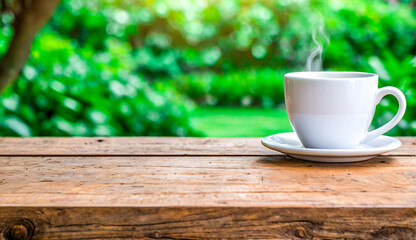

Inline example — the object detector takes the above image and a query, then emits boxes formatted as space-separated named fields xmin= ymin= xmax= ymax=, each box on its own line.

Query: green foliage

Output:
xmin=365 ymin=52 xmax=416 ymax=136
xmin=162 ymin=68 xmax=287 ymax=108
xmin=321 ymin=0 xmax=416 ymax=136
xmin=0 ymin=33 xmax=198 ymax=136
xmin=0 ymin=0 xmax=415 ymax=136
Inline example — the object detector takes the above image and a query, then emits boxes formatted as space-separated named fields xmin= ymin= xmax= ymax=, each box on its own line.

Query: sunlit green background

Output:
xmin=0 ymin=0 xmax=415 ymax=137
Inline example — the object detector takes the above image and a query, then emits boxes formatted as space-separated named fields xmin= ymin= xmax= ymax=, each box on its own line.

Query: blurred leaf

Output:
xmin=1 ymin=116 xmax=32 ymax=137
xmin=0 ymin=0 xmax=415 ymax=137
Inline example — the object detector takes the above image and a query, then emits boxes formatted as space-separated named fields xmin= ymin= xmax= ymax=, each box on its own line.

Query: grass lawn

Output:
xmin=189 ymin=107 xmax=293 ymax=137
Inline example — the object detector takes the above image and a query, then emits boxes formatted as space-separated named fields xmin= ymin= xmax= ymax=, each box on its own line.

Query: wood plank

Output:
xmin=0 ymin=137 xmax=414 ymax=156
xmin=0 ymin=207 xmax=415 ymax=239
xmin=1 ymin=155 xmax=415 ymax=208
xmin=1 ymin=138 xmax=415 ymax=239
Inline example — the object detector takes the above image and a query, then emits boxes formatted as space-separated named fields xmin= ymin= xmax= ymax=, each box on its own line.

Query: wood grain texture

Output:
xmin=0 ymin=207 xmax=415 ymax=239
xmin=0 ymin=137 xmax=414 ymax=156
xmin=1 ymin=155 xmax=415 ymax=208
xmin=0 ymin=137 xmax=415 ymax=239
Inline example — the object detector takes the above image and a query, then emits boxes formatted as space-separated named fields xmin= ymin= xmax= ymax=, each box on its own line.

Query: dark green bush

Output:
xmin=162 ymin=68 xmax=287 ymax=107
xmin=0 ymin=0 xmax=414 ymax=136
xmin=0 ymin=33 xmax=198 ymax=136
xmin=364 ymin=52 xmax=416 ymax=136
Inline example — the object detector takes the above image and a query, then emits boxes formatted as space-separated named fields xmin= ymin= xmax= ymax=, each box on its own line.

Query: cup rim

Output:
xmin=284 ymin=71 xmax=377 ymax=81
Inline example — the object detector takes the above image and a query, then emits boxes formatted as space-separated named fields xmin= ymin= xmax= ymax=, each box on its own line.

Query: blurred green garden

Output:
xmin=0 ymin=0 xmax=415 ymax=137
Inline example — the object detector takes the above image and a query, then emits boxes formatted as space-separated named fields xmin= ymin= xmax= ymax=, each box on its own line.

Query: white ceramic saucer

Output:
xmin=261 ymin=132 xmax=401 ymax=163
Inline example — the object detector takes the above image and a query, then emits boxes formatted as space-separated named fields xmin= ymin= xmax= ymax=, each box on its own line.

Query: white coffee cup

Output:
xmin=284 ymin=72 xmax=406 ymax=149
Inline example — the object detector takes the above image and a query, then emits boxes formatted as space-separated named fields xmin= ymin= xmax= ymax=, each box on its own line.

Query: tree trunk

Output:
xmin=0 ymin=0 xmax=60 ymax=92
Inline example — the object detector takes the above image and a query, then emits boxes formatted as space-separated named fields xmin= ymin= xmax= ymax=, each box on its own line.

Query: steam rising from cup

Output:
xmin=306 ymin=21 xmax=329 ymax=71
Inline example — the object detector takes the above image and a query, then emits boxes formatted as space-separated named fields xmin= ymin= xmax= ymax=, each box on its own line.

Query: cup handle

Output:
xmin=361 ymin=87 xmax=406 ymax=143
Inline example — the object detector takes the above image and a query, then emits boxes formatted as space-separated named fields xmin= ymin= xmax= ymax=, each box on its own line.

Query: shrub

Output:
xmin=0 ymin=0 xmax=415 ymax=136
xmin=163 ymin=68 xmax=287 ymax=108
xmin=0 ymin=33 xmax=199 ymax=136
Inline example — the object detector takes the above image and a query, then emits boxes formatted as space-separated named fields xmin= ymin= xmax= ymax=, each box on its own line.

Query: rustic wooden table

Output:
xmin=0 ymin=137 xmax=415 ymax=239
